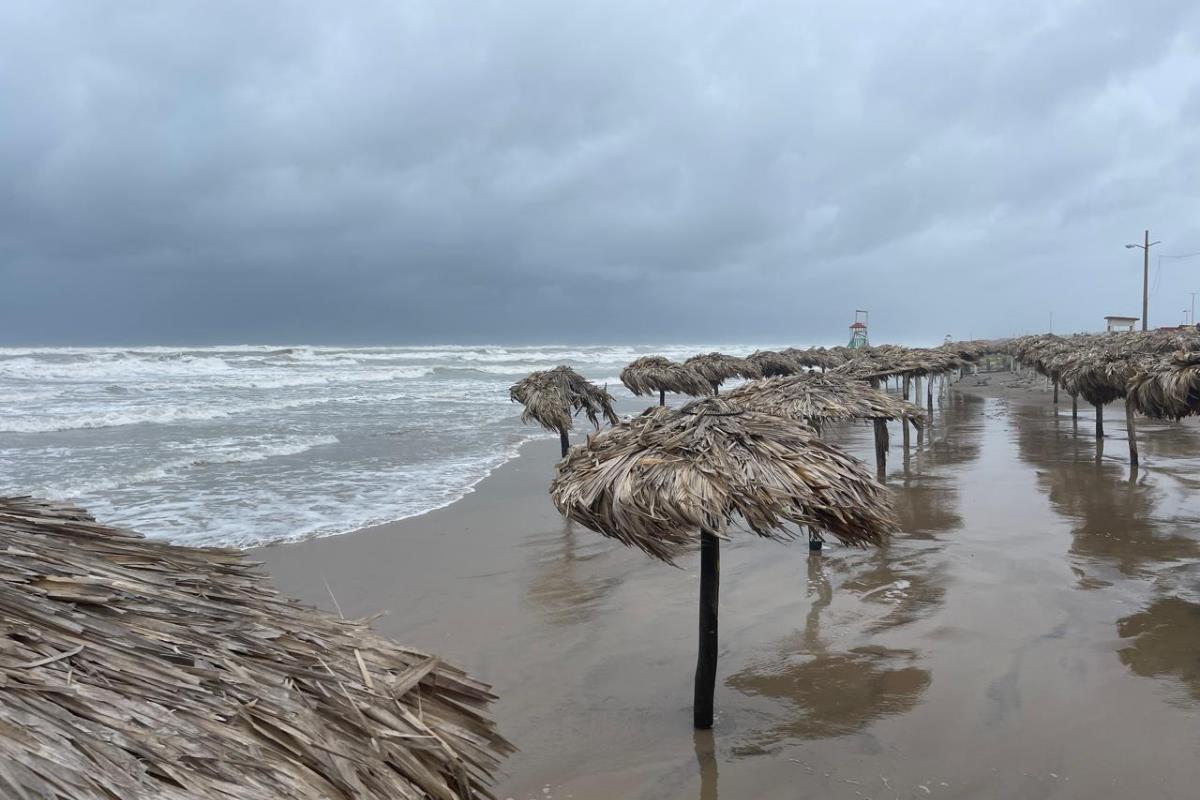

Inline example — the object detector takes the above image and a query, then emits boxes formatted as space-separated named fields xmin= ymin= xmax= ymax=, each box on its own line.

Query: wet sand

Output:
xmin=258 ymin=373 xmax=1200 ymax=799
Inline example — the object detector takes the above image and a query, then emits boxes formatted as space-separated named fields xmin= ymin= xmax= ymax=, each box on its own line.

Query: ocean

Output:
xmin=0 ymin=344 xmax=759 ymax=547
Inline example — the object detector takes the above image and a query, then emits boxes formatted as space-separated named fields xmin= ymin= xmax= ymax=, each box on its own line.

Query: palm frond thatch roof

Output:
xmin=724 ymin=373 xmax=927 ymax=427
xmin=510 ymin=365 xmax=619 ymax=434
xmin=1127 ymin=351 xmax=1200 ymax=420
xmin=549 ymin=397 xmax=897 ymax=564
xmin=619 ymin=356 xmax=711 ymax=398
xmin=683 ymin=352 xmax=763 ymax=387
xmin=746 ymin=350 xmax=805 ymax=378
xmin=0 ymin=496 xmax=511 ymax=800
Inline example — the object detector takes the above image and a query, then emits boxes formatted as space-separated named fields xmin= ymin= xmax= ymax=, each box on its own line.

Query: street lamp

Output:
xmin=1125 ymin=230 xmax=1161 ymax=331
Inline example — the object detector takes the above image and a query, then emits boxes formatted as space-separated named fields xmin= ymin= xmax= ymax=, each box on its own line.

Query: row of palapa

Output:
xmin=509 ymin=341 xmax=986 ymax=728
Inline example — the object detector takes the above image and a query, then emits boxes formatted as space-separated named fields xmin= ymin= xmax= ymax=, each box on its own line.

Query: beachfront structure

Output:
xmin=683 ymin=352 xmax=763 ymax=394
xmin=1105 ymin=315 xmax=1138 ymax=333
xmin=549 ymin=396 xmax=895 ymax=729
xmin=510 ymin=365 xmax=620 ymax=456
xmin=620 ymin=355 xmax=711 ymax=406
xmin=0 ymin=496 xmax=511 ymax=800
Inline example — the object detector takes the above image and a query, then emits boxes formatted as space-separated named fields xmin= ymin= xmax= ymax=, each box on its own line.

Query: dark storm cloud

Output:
xmin=3 ymin=0 xmax=1200 ymax=345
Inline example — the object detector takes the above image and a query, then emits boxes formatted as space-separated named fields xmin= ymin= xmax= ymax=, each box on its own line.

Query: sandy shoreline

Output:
xmin=257 ymin=373 xmax=1200 ymax=799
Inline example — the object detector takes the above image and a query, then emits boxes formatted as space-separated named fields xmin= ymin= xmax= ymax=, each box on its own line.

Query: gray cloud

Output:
xmin=3 ymin=0 xmax=1200 ymax=345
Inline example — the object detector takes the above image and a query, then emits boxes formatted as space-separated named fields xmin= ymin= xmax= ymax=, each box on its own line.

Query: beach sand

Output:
xmin=258 ymin=373 xmax=1200 ymax=799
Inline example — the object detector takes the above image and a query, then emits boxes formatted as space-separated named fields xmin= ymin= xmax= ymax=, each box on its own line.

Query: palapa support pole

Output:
xmin=926 ymin=376 xmax=934 ymax=414
xmin=1071 ymin=394 xmax=1078 ymax=421
xmin=694 ymin=529 xmax=720 ymax=729
xmin=559 ymin=429 xmax=570 ymax=458
xmin=1094 ymin=403 xmax=1104 ymax=439
xmin=659 ymin=388 xmax=666 ymax=407
xmin=902 ymin=374 xmax=911 ymax=451
xmin=1125 ymin=402 xmax=1139 ymax=470
xmin=874 ymin=419 xmax=889 ymax=479
xmin=1053 ymin=381 xmax=1059 ymax=405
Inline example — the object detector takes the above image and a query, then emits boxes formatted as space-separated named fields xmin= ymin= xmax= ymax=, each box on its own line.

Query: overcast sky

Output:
xmin=2 ymin=0 xmax=1200 ymax=346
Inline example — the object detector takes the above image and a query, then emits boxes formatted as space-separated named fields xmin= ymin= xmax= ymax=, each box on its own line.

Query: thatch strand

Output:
xmin=1127 ymin=351 xmax=1200 ymax=420
xmin=0 ymin=496 xmax=511 ymax=800
xmin=510 ymin=365 xmax=619 ymax=434
xmin=549 ymin=397 xmax=897 ymax=564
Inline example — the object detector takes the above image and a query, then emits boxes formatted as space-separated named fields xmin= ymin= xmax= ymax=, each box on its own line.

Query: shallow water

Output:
xmin=261 ymin=379 xmax=1200 ymax=799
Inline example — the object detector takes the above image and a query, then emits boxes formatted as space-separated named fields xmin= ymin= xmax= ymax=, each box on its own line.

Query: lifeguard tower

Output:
xmin=847 ymin=310 xmax=869 ymax=348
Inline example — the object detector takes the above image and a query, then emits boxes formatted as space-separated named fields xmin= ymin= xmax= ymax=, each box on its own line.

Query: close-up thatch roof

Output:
xmin=549 ymin=397 xmax=897 ymax=564
xmin=724 ymin=373 xmax=927 ymax=427
xmin=509 ymin=365 xmax=619 ymax=434
xmin=1127 ymin=351 xmax=1200 ymax=420
xmin=619 ymin=355 xmax=712 ymax=398
xmin=0 ymin=496 xmax=511 ymax=800
xmin=683 ymin=352 xmax=763 ymax=390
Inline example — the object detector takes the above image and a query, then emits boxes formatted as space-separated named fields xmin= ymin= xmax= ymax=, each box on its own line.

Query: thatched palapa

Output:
xmin=1127 ymin=351 xmax=1200 ymax=420
xmin=724 ymin=373 xmax=926 ymax=429
xmin=549 ymin=396 xmax=895 ymax=728
xmin=683 ymin=352 xmax=763 ymax=393
xmin=0 ymin=496 xmax=511 ymax=800
xmin=619 ymin=356 xmax=711 ymax=406
xmin=549 ymin=397 xmax=896 ymax=563
xmin=510 ymin=365 xmax=619 ymax=455
xmin=746 ymin=350 xmax=804 ymax=378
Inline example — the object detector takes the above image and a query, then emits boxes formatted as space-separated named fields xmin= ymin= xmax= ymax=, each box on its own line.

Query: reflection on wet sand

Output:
xmin=728 ymin=642 xmax=930 ymax=743
xmin=1117 ymin=598 xmax=1200 ymax=705
xmin=1010 ymin=401 xmax=1200 ymax=580
xmin=693 ymin=730 xmax=718 ymax=800
xmin=524 ymin=523 xmax=622 ymax=625
xmin=726 ymin=555 xmax=931 ymax=747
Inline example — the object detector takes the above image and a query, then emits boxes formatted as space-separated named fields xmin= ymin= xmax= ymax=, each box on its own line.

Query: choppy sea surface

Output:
xmin=0 ymin=345 xmax=760 ymax=547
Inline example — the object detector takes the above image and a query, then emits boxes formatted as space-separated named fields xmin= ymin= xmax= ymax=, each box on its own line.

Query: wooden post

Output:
xmin=873 ymin=419 xmax=889 ymax=479
xmin=1053 ymin=381 xmax=1059 ymax=404
xmin=926 ymin=376 xmax=934 ymax=414
xmin=902 ymin=374 xmax=911 ymax=451
xmin=1125 ymin=402 xmax=1139 ymax=469
xmin=659 ymin=388 xmax=666 ymax=407
xmin=559 ymin=430 xmax=570 ymax=457
xmin=1071 ymin=394 xmax=1078 ymax=420
xmin=1095 ymin=403 xmax=1104 ymax=439
xmin=694 ymin=530 xmax=720 ymax=729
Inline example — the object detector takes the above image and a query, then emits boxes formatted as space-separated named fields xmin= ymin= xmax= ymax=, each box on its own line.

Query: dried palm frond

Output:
xmin=725 ymin=373 xmax=926 ymax=428
xmin=620 ymin=356 xmax=711 ymax=398
xmin=510 ymin=365 xmax=619 ymax=434
xmin=0 ymin=496 xmax=512 ymax=800
xmin=549 ymin=397 xmax=896 ymax=564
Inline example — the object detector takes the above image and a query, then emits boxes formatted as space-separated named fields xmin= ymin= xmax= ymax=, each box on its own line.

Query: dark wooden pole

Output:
xmin=1095 ymin=403 xmax=1104 ymax=439
xmin=873 ymin=419 xmax=889 ymax=479
xmin=559 ymin=430 xmax=570 ymax=457
xmin=1072 ymin=393 xmax=1078 ymax=420
xmin=694 ymin=529 xmax=720 ymax=729
xmin=1125 ymin=402 xmax=1139 ymax=469
xmin=1053 ymin=381 xmax=1059 ymax=404
xmin=926 ymin=375 xmax=934 ymax=414
xmin=902 ymin=374 xmax=911 ymax=451
xmin=659 ymin=388 xmax=666 ymax=407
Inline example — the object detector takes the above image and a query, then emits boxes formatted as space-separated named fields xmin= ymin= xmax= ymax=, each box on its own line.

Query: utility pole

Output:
xmin=1188 ymin=290 xmax=1200 ymax=326
xmin=1143 ymin=230 xmax=1149 ymax=330
xmin=1125 ymin=231 xmax=1161 ymax=330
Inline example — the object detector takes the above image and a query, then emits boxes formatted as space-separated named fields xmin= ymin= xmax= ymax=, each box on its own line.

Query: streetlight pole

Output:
xmin=1125 ymin=231 xmax=1161 ymax=331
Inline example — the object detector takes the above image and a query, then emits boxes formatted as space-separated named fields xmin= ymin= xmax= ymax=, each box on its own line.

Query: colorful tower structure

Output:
xmin=847 ymin=309 xmax=869 ymax=349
